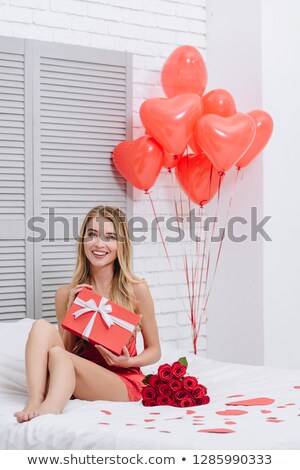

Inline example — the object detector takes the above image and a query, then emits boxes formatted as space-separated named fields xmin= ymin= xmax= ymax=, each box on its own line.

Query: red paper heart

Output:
xmin=226 ymin=397 xmax=274 ymax=406
xmin=113 ymin=136 xmax=163 ymax=191
xmin=100 ymin=410 xmax=112 ymax=415
xmin=194 ymin=113 xmax=256 ymax=172
xmin=198 ymin=428 xmax=235 ymax=434
xmin=216 ymin=410 xmax=248 ymax=416
xmin=175 ymin=153 xmax=220 ymax=206
xmin=140 ymin=94 xmax=203 ymax=155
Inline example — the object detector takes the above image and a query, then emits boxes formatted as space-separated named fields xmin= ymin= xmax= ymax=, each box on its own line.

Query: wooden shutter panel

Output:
xmin=31 ymin=41 xmax=132 ymax=322
xmin=0 ymin=37 xmax=34 ymax=321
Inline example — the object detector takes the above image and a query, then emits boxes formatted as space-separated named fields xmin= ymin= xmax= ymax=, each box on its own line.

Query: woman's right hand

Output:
xmin=66 ymin=284 xmax=93 ymax=311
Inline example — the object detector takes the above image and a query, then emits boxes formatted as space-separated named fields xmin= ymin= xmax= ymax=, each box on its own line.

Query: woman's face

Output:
xmin=83 ymin=215 xmax=118 ymax=268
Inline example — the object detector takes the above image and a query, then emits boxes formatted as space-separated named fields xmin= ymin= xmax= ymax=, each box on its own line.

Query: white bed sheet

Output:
xmin=0 ymin=319 xmax=299 ymax=450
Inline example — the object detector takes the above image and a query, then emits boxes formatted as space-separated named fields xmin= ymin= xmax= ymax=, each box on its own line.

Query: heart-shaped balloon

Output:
xmin=161 ymin=45 xmax=207 ymax=98
xmin=188 ymin=133 xmax=204 ymax=154
xmin=175 ymin=153 xmax=220 ymax=206
xmin=163 ymin=151 xmax=182 ymax=170
xmin=194 ymin=113 xmax=256 ymax=172
xmin=202 ymin=88 xmax=236 ymax=117
xmin=236 ymin=110 xmax=273 ymax=169
xmin=140 ymin=94 xmax=203 ymax=155
xmin=112 ymin=136 xmax=163 ymax=191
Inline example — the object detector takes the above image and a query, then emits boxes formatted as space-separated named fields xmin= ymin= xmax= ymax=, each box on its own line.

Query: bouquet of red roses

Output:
xmin=141 ymin=356 xmax=210 ymax=407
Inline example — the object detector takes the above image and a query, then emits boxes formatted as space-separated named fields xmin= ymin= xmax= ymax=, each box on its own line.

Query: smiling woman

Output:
xmin=14 ymin=205 xmax=161 ymax=424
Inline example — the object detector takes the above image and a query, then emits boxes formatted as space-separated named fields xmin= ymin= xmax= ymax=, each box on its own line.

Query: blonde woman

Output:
xmin=14 ymin=205 xmax=161 ymax=423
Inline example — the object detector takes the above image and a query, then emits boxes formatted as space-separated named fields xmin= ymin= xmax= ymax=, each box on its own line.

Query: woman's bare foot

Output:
xmin=14 ymin=395 xmax=44 ymax=423
xmin=35 ymin=400 xmax=60 ymax=417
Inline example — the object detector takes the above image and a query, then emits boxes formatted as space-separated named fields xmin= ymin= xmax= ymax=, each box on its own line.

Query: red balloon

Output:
xmin=236 ymin=110 xmax=273 ymax=169
xmin=202 ymin=89 xmax=236 ymax=117
xmin=161 ymin=45 xmax=208 ymax=98
xmin=175 ymin=153 xmax=220 ymax=206
xmin=188 ymin=133 xmax=204 ymax=154
xmin=163 ymin=151 xmax=181 ymax=170
xmin=140 ymin=94 xmax=203 ymax=155
xmin=194 ymin=113 xmax=256 ymax=173
xmin=112 ymin=136 xmax=163 ymax=191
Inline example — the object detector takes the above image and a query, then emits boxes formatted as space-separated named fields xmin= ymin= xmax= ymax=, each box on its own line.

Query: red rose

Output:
xmin=179 ymin=397 xmax=196 ymax=407
xmin=141 ymin=386 xmax=156 ymax=400
xmin=169 ymin=378 xmax=182 ymax=392
xmin=148 ymin=374 xmax=161 ymax=388
xmin=157 ymin=395 xmax=173 ymax=406
xmin=157 ymin=364 xmax=173 ymax=382
xmin=174 ymin=390 xmax=189 ymax=403
xmin=201 ymin=395 xmax=210 ymax=405
xmin=158 ymin=383 xmax=172 ymax=396
xmin=182 ymin=376 xmax=198 ymax=391
xmin=192 ymin=384 xmax=207 ymax=399
xmin=142 ymin=399 xmax=157 ymax=407
xmin=171 ymin=361 xmax=187 ymax=378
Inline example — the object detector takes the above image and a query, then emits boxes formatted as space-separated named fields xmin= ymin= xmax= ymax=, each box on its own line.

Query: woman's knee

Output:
xmin=31 ymin=318 xmax=51 ymax=330
xmin=48 ymin=345 xmax=65 ymax=357
xmin=29 ymin=319 xmax=62 ymax=345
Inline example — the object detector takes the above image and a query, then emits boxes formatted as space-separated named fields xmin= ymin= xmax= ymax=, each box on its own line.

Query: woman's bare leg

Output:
xmin=34 ymin=348 xmax=130 ymax=418
xmin=14 ymin=319 xmax=64 ymax=423
xmin=35 ymin=346 xmax=76 ymax=416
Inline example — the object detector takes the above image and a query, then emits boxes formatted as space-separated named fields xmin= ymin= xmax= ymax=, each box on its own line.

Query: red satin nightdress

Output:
xmin=74 ymin=331 xmax=145 ymax=402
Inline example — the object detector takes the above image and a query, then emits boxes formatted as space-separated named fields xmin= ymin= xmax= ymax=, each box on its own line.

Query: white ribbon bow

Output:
xmin=73 ymin=297 xmax=135 ymax=342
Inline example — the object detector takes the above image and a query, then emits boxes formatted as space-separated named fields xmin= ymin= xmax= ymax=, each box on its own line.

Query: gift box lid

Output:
xmin=61 ymin=287 xmax=141 ymax=355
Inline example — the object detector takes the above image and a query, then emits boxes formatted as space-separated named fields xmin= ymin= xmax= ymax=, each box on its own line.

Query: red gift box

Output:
xmin=61 ymin=287 xmax=140 ymax=355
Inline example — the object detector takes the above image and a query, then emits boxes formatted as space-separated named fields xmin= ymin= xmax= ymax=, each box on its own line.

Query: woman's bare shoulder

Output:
xmin=132 ymin=278 xmax=152 ymax=305
xmin=55 ymin=284 xmax=71 ymax=299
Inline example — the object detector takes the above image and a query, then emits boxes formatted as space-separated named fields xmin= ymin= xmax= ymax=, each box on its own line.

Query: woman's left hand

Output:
xmin=95 ymin=344 xmax=132 ymax=368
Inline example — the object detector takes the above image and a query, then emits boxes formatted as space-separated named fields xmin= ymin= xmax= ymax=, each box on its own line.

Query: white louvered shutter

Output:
xmin=0 ymin=37 xmax=132 ymax=323
xmin=0 ymin=37 xmax=34 ymax=321
xmin=32 ymin=41 xmax=132 ymax=322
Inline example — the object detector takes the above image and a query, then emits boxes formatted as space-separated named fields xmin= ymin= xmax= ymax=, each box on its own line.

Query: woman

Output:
xmin=14 ymin=205 xmax=161 ymax=423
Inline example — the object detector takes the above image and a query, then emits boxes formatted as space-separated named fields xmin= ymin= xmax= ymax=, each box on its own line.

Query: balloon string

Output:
xmin=186 ymin=148 xmax=199 ymax=352
xmin=170 ymin=170 xmax=193 ymax=323
xmin=202 ymin=171 xmax=224 ymax=304
xmin=202 ymin=168 xmax=240 ymax=312
xmin=195 ymin=205 xmax=207 ymax=331
xmin=145 ymin=190 xmax=172 ymax=269
xmin=192 ymin=205 xmax=205 ymax=351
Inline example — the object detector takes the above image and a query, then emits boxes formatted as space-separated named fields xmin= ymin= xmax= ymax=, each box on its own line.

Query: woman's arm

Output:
xmin=55 ymin=285 xmax=78 ymax=353
xmin=128 ymin=280 xmax=161 ymax=368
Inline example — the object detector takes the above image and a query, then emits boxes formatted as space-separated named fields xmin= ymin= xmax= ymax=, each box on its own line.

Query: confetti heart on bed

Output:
xmin=226 ymin=394 xmax=245 ymax=398
xmin=226 ymin=397 xmax=274 ymax=406
xmin=100 ymin=409 xmax=112 ymax=415
xmin=198 ymin=428 xmax=235 ymax=433
xmin=216 ymin=409 xmax=248 ymax=416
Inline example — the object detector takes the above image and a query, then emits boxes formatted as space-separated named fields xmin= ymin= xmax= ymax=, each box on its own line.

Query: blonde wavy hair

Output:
xmin=64 ymin=205 xmax=144 ymax=355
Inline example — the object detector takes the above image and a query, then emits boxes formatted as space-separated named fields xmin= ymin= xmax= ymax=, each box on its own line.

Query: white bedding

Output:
xmin=0 ymin=319 xmax=299 ymax=450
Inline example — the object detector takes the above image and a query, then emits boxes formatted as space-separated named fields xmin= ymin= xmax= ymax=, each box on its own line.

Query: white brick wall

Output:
xmin=0 ymin=0 xmax=207 ymax=355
